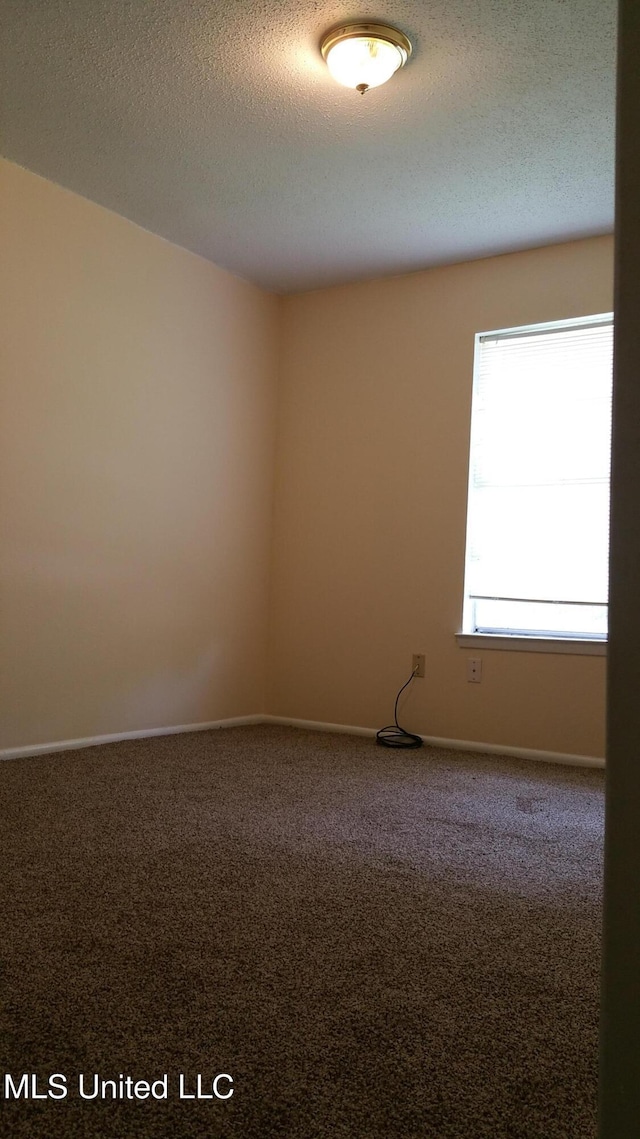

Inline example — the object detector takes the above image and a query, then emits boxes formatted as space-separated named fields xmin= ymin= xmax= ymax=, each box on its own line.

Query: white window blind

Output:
xmin=462 ymin=314 xmax=613 ymax=640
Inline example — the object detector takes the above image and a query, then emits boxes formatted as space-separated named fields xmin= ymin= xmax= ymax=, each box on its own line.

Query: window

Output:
xmin=461 ymin=313 xmax=613 ymax=644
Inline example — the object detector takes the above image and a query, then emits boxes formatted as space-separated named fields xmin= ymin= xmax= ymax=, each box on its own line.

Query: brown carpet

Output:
xmin=0 ymin=724 xmax=603 ymax=1138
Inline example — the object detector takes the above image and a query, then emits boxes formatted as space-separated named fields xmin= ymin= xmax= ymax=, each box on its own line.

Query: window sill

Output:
xmin=456 ymin=633 xmax=607 ymax=656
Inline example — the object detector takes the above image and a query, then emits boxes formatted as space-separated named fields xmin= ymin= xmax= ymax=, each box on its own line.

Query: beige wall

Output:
xmin=269 ymin=237 xmax=614 ymax=757
xmin=0 ymin=158 xmax=279 ymax=749
xmin=0 ymin=157 xmax=613 ymax=759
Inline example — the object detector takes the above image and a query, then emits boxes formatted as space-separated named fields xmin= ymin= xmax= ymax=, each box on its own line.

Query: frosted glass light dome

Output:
xmin=321 ymin=24 xmax=412 ymax=94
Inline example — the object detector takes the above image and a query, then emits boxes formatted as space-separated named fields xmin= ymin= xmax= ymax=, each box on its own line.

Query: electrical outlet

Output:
xmin=467 ymin=657 xmax=482 ymax=683
xmin=412 ymin=654 xmax=425 ymax=678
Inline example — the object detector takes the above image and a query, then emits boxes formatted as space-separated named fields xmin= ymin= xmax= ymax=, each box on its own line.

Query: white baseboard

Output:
xmin=1 ymin=712 xmax=605 ymax=770
xmin=264 ymin=715 xmax=378 ymax=738
xmin=0 ymin=714 xmax=264 ymax=762
xmin=263 ymin=715 xmax=605 ymax=769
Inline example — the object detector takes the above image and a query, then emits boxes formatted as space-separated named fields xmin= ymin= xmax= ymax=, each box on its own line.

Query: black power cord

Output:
xmin=376 ymin=666 xmax=424 ymax=749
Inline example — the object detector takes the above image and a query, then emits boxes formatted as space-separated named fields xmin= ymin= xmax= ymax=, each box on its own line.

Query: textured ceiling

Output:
xmin=2 ymin=0 xmax=616 ymax=293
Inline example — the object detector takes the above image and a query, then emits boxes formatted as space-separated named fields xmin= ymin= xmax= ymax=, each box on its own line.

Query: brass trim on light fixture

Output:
xmin=320 ymin=23 xmax=413 ymax=65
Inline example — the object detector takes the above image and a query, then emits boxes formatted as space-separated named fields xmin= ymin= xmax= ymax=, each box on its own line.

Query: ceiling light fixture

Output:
xmin=320 ymin=23 xmax=412 ymax=94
